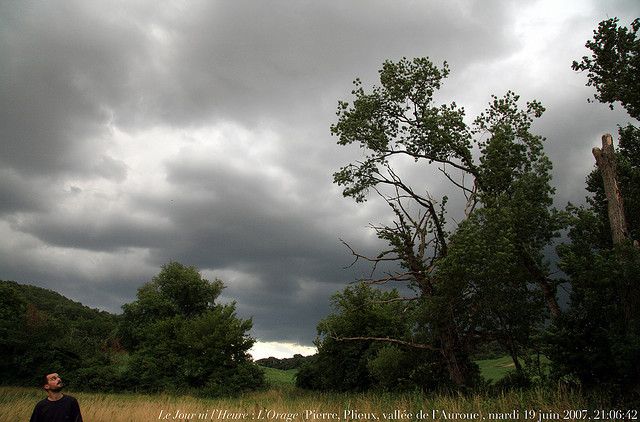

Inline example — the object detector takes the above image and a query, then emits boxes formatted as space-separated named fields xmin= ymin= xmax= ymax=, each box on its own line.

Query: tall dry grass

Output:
xmin=1 ymin=383 xmax=603 ymax=422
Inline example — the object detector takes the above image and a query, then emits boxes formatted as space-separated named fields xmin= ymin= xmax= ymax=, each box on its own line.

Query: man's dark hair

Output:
xmin=41 ymin=373 xmax=52 ymax=388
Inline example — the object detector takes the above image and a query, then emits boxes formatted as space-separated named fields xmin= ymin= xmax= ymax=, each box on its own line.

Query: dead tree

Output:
xmin=592 ymin=133 xmax=630 ymax=244
xmin=593 ymin=133 xmax=640 ymax=342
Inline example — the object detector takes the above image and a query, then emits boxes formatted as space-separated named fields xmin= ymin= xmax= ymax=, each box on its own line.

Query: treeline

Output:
xmin=0 ymin=262 xmax=264 ymax=396
xmin=256 ymin=354 xmax=313 ymax=370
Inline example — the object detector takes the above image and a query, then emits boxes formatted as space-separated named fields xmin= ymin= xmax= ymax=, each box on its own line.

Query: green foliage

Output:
xmin=294 ymin=358 xmax=321 ymax=390
xmin=0 ymin=280 xmax=121 ymax=390
xmin=1 ymin=265 xmax=264 ymax=395
xmin=438 ymin=206 xmax=547 ymax=372
xmin=298 ymin=283 xmax=450 ymax=392
xmin=329 ymin=56 xmax=561 ymax=390
xmin=617 ymin=127 xmax=640 ymax=244
xmin=367 ymin=345 xmax=417 ymax=391
xmin=551 ymin=241 xmax=640 ymax=394
xmin=256 ymin=354 xmax=312 ymax=370
xmin=549 ymin=17 xmax=640 ymax=397
xmin=572 ymin=17 xmax=640 ymax=119
xmin=332 ymin=57 xmax=474 ymax=203
xmin=119 ymin=262 xmax=224 ymax=350
xmin=0 ymin=282 xmax=27 ymax=382
xmin=436 ymin=101 xmax=562 ymax=361
xmin=119 ymin=262 xmax=264 ymax=396
xmin=313 ymin=283 xmax=411 ymax=391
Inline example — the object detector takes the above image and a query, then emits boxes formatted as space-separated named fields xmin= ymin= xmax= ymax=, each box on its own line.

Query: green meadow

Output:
xmin=262 ymin=367 xmax=298 ymax=385
xmin=262 ymin=356 xmax=543 ymax=386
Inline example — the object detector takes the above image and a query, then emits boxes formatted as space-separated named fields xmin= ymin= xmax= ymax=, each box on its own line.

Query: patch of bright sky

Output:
xmin=512 ymin=0 xmax=595 ymax=84
xmin=250 ymin=341 xmax=316 ymax=360
xmin=106 ymin=121 xmax=298 ymax=204
xmin=447 ymin=0 xmax=598 ymax=121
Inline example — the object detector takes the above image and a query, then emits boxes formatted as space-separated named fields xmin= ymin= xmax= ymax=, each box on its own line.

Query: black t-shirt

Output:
xmin=29 ymin=395 xmax=83 ymax=422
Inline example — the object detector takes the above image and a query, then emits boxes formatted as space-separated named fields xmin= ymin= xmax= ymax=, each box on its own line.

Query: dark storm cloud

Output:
xmin=108 ymin=0 xmax=515 ymax=129
xmin=1 ymin=0 xmax=639 ymax=355
xmin=0 ymin=0 xmax=145 ymax=175
xmin=0 ymin=169 xmax=52 ymax=215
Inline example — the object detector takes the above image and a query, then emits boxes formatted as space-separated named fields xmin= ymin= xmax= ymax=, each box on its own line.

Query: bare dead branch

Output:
xmin=438 ymin=166 xmax=474 ymax=195
xmin=353 ymin=273 xmax=414 ymax=285
xmin=350 ymin=296 xmax=419 ymax=312
xmin=332 ymin=336 xmax=439 ymax=352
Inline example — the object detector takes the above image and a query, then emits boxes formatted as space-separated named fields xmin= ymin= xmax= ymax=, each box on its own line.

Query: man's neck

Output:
xmin=47 ymin=391 xmax=64 ymax=401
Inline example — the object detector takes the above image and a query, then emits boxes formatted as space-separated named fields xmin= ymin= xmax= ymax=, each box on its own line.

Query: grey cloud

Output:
xmin=18 ymin=212 xmax=172 ymax=252
xmin=0 ymin=170 xmax=54 ymax=215
xmin=1 ymin=0 xmax=638 ymax=350
xmin=111 ymin=0 xmax=517 ymax=127
xmin=0 ymin=0 xmax=176 ymax=177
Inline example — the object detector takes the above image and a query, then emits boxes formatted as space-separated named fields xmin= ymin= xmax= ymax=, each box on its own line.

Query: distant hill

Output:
xmin=0 ymin=280 xmax=122 ymax=387
xmin=1 ymin=279 xmax=120 ymax=329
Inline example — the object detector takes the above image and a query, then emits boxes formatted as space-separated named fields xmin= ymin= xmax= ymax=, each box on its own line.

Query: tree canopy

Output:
xmin=572 ymin=17 xmax=640 ymax=120
xmin=326 ymin=57 xmax=562 ymax=387
xmin=120 ymin=262 xmax=264 ymax=396
xmin=315 ymin=18 xmax=639 ymax=396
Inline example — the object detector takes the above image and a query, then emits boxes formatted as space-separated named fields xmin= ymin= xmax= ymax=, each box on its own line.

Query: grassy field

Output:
xmin=1 ymin=383 xmax=600 ymax=422
xmin=262 ymin=367 xmax=298 ymax=385
xmin=260 ymin=355 xmax=543 ymax=386
xmin=476 ymin=355 xmax=515 ymax=382
xmin=477 ymin=354 xmax=551 ymax=383
xmin=1 ymin=359 xmax=605 ymax=422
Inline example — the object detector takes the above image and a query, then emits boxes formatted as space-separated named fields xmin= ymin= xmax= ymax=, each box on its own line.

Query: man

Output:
xmin=29 ymin=373 xmax=83 ymax=422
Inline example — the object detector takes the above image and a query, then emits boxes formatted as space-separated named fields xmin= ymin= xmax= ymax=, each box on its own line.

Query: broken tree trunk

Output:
xmin=592 ymin=133 xmax=629 ymax=245
xmin=593 ymin=133 xmax=638 ymax=342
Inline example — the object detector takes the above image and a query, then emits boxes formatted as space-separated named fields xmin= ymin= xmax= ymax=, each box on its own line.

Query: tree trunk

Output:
xmin=516 ymin=245 xmax=561 ymax=318
xmin=593 ymin=134 xmax=638 ymax=386
xmin=592 ymin=133 xmax=629 ymax=244
xmin=437 ymin=314 xmax=473 ymax=387
xmin=439 ymin=331 xmax=468 ymax=387
xmin=498 ymin=315 xmax=524 ymax=375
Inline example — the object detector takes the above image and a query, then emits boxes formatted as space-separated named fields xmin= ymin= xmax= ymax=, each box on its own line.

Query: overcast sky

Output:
xmin=1 ymin=0 xmax=638 ymax=359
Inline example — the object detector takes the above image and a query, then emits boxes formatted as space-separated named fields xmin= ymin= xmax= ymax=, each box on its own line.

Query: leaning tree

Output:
xmin=331 ymin=57 xmax=563 ymax=386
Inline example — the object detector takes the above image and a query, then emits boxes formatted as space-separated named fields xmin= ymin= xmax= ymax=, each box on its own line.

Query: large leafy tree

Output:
xmin=120 ymin=262 xmax=263 ymax=395
xmin=550 ymin=17 xmax=640 ymax=396
xmin=331 ymin=57 xmax=562 ymax=387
